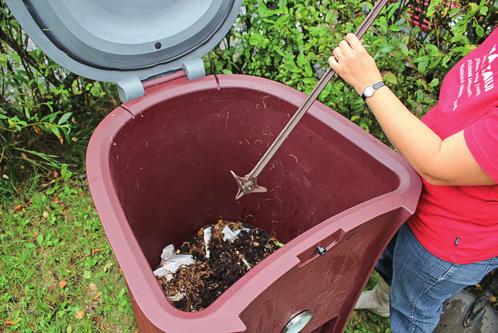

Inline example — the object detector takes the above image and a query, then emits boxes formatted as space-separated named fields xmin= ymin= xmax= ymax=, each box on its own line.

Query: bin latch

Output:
xmin=316 ymin=245 xmax=327 ymax=256
xmin=297 ymin=229 xmax=345 ymax=267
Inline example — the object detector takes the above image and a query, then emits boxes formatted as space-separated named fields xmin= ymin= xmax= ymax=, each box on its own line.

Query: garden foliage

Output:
xmin=0 ymin=1 xmax=118 ymax=179
xmin=0 ymin=0 xmax=496 ymax=176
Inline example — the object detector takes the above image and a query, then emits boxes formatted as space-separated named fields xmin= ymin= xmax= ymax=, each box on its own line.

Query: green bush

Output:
xmin=0 ymin=1 xmax=117 ymax=179
xmin=0 ymin=0 xmax=496 ymax=179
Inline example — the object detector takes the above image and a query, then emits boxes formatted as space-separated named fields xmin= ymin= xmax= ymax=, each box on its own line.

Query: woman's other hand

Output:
xmin=328 ymin=33 xmax=383 ymax=95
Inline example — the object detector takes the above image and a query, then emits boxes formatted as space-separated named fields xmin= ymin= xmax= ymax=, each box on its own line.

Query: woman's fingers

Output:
xmin=328 ymin=56 xmax=340 ymax=72
xmin=329 ymin=33 xmax=381 ymax=93
xmin=334 ymin=34 xmax=363 ymax=62
xmin=339 ymin=40 xmax=353 ymax=56
xmin=333 ymin=47 xmax=343 ymax=61
xmin=345 ymin=33 xmax=363 ymax=51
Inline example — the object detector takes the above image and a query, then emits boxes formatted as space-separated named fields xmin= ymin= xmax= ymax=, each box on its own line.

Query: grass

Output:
xmin=1 ymin=175 xmax=389 ymax=332
xmin=347 ymin=303 xmax=390 ymax=333
xmin=1 ymin=177 xmax=136 ymax=332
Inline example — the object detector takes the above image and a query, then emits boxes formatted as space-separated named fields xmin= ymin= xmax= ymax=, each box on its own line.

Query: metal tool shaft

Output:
xmin=249 ymin=0 xmax=387 ymax=179
xmin=232 ymin=0 xmax=388 ymax=199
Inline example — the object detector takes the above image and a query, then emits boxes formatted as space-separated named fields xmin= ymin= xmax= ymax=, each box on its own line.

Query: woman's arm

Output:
xmin=328 ymin=33 xmax=495 ymax=186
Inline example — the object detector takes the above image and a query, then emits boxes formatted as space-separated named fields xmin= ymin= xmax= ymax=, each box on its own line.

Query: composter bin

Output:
xmin=86 ymin=74 xmax=421 ymax=333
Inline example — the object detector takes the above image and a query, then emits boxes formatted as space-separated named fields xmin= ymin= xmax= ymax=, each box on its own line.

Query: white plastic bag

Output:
xmin=154 ymin=244 xmax=195 ymax=280
xmin=222 ymin=225 xmax=250 ymax=242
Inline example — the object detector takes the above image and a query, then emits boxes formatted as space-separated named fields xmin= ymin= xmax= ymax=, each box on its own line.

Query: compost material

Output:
xmin=154 ymin=220 xmax=282 ymax=312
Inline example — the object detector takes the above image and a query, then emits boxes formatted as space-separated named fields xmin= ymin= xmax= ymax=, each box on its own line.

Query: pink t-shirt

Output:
xmin=408 ymin=27 xmax=498 ymax=264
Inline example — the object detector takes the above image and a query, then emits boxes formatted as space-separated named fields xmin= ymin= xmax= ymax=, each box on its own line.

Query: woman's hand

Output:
xmin=328 ymin=33 xmax=383 ymax=95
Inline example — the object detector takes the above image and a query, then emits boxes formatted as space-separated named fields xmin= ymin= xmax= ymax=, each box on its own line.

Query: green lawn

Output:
xmin=0 ymin=177 xmax=389 ymax=332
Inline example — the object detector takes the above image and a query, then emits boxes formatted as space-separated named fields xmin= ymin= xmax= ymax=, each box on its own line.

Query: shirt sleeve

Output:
xmin=464 ymin=107 xmax=498 ymax=182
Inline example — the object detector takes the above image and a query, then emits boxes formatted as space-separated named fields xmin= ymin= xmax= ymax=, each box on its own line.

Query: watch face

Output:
xmin=364 ymin=86 xmax=375 ymax=97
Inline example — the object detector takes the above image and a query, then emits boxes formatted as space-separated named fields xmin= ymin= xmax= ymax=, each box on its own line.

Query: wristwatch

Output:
xmin=362 ymin=81 xmax=385 ymax=100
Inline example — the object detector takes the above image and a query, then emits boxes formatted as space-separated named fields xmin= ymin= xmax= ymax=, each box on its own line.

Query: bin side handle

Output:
xmin=296 ymin=229 xmax=346 ymax=267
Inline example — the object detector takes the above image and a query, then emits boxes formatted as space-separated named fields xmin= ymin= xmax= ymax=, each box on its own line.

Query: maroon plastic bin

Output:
xmin=86 ymin=74 xmax=421 ymax=332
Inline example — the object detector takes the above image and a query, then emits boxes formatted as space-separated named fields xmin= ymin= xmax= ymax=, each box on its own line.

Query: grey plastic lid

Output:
xmin=5 ymin=0 xmax=241 ymax=101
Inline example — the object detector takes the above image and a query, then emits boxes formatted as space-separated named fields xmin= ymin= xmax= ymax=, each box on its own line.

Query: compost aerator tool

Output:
xmin=231 ymin=0 xmax=388 ymax=200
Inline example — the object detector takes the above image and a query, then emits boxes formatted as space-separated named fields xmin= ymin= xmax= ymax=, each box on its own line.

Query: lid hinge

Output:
xmin=182 ymin=58 xmax=205 ymax=80
xmin=117 ymin=77 xmax=145 ymax=103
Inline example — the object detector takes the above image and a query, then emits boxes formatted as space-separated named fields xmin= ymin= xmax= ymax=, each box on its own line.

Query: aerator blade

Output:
xmin=230 ymin=171 xmax=267 ymax=200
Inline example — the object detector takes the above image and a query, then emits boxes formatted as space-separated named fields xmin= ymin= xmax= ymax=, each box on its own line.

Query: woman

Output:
xmin=328 ymin=27 xmax=498 ymax=332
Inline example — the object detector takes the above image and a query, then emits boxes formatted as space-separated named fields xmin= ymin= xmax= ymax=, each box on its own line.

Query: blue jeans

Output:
xmin=375 ymin=224 xmax=498 ymax=333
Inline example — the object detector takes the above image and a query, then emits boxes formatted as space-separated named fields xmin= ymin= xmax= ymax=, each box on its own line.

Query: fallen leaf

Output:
xmin=92 ymin=293 xmax=101 ymax=301
xmin=490 ymin=295 xmax=496 ymax=303
xmin=4 ymin=319 xmax=16 ymax=326
xmin=33 ymin=231 xmax=39 ymax=239
xmin=59 ymin=280 xmax=67 ymax=289
xmin=103 ymin=263 xmax=114 ymax=272
xmin=52 ymin=197 xmax=60 ymax=204
xmin=48 ymin=169 xmax=59 ymax=180
xmin=13 ymin=204 xmax=24 ymax=212
xmin=75 ymin=310 xmax=84 ymax=320
xmin=85 ymin=304 xmax=97 ymax=314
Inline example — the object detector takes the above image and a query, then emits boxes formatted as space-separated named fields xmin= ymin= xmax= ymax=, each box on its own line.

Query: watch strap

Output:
xmin=372 ymin=81 xmax=385 ymax=90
